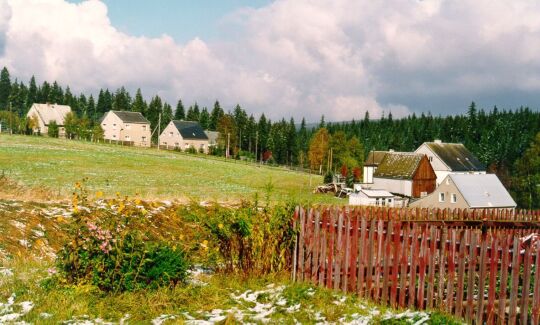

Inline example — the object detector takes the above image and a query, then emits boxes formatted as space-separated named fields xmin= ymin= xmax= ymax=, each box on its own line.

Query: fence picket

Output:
xmin=532 ymin=241 xmax=540 ymax=324
xmin=476 ymin=232 xmax=489 ymax=325
xmin=508 ymin=236 xmax=521 ymax=324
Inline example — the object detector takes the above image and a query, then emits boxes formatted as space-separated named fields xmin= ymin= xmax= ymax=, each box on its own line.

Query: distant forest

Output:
xmin=0 ymin=66 xmax=539 ymax=208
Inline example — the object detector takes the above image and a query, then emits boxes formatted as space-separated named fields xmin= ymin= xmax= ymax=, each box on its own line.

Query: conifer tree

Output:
xmin=0 ymin=67 xmax=11 ymax=110
xmin=174 ymin=99 xmax=185 ymax=120
xmin=131 ymin=89 xmax=147 ymax=115
xmin=209 ymin=100 xmax=224 ymax=130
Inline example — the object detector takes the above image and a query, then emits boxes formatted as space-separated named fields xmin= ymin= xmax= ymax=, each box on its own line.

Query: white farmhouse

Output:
xmin=159 ymin=120 xmax=209 ymax=153
xmin=100 ymin=111 xmax=151 ymax=147
xmin=415 ymin=140 xmax=485 ymax=185
xmin=26 ymin=103 xmax=72 ymax=137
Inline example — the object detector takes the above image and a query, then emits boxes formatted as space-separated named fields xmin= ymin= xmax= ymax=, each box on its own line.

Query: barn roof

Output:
xmin=172 ymin=120 xmax=208 ymax=140
xmin=364 ymin=151 xmax=388 ymax=166
xmin=423 ymin=142 xmax=485 ymax=171
xmin=373 ymin=152 xmax=425 ymax=180
xmin=449 ymin=174 xmax=516 ymax=208
xmin=29 ymin=103 xmax=71 ymax=126
xmin=110 ymin=111 xmax=150 ymax=124
xmin=360 ymin=189 xmax=395 ymax=198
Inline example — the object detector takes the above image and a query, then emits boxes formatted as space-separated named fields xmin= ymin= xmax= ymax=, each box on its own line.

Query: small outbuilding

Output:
xmin=372 ymin=152 xmax=436 ymax=198
xmin=159 ymin=120 xmax=209 ymax=153
xmin=349 ymin=189 xmax=403 ymax=207
xmin=100 ymin=111 xmax=151 ymax=147
xmin=409 ymin=174 xmax=516 ymax=210
xmin=26 ymin=103 xmax=72 ymax=137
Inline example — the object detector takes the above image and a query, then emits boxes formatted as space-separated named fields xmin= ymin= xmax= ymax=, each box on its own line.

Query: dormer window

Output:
xmin=439 ymin=193 xmax=445 ymax=202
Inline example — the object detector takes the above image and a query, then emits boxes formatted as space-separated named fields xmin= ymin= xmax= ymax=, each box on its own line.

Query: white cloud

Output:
xmin=1 ymin=0 xmax=540 ymax=121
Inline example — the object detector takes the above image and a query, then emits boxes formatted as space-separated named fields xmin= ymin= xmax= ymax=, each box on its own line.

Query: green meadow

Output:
xmin=0 ymin=134 xmax=337 ymax=204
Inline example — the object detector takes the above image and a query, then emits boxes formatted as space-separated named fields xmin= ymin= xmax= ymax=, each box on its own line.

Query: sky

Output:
xmin=1 ymin=0 xmax=540 ymax=122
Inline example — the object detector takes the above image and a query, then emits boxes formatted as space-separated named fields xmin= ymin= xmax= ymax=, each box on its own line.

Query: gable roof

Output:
xmin=449 ymin=174 xmax=516 ymax=208
xmin=29 ymin=103 xmax=71 ymax=126
xmin=365 ymin=151 xmax=387 ymax=166
xmin=110 ymin=111 xmax=150 ymax=124
xmin=171 ymin=120 xmax=208 ymax=140
xmin=421 ymin=142 xmax=485 ymax=171
xmin=373 ymin=152 xmax=424 ymax=179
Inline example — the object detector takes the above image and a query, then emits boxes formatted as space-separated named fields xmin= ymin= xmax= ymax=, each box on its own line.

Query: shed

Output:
xmin=372 ymin=152 xmax=436 ymax=198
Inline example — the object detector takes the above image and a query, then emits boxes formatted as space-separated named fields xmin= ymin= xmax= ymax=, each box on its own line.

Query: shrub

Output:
xmin=186 ymin=145 xmax=197 ymax=154
xmin=56 ymin=182 xmax=190 ymax=292
xmin=48 ymin=121 xmax=59 ymax=137
xmin=176 ymin=201 xmax=296 ymax=275
xmin=323 ymin=171 xmax=334 ymax=184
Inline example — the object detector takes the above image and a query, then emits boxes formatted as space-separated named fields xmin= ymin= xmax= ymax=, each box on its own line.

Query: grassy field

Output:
xmin=0 ymin=134 xmax=338 ymax=204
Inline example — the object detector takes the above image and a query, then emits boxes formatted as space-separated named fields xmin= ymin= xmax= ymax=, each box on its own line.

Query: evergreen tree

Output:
xmin=112 ymin=86 xmax=131 ymax=111
xmin=131 ymin=89 xmax=147 ymax=115
xmin=199 ymin=107 xmax=210 ymax=129
xmin=0 ymin=67 xmax=11 ymax=109
xmin=26 ymin=76 xmax=37 ymax=110
xmin=147 ymin=95 xmax=163 ymax=139
xmin=162 ymin=102 xmax=173 ymax=131
xmin=174 ymin=99 xmax=185 ymax=120
xmin=87 ymin=95 xmax=96 ymax=120
xmin=209 ymin=100 xmax=224 ymax=130
xmin=49 ymin=81 xmax=64 ymax=104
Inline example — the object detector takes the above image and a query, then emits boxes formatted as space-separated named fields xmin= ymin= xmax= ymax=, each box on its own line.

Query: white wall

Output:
xmin=363 ymin=166 xmax=374 ymax=183
xmin=372 ymin=178 xmax=412 ymax=197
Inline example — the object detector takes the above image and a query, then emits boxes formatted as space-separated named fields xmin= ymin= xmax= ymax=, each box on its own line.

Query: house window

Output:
xmin=175 ymin=142 xmax=179 ymax=147
xmin=185 ymin=143 xmax=190 ymax=148
xmin=375 ymin=198 xmax=380 ymax=206
xmin=439 ymin=193 xmax=445 ymax=202
xmin=142 ymin=125 xmax=147 ymax=131
xmin=382 ymin=199 xmax=386 ymax=206
xmin=125 ymin=135 xmax=130 ymax=141
xmin=113 ymin=123 xmax=117 ymax=130
xmin=112 ymin=134 xmax=116 ymax=139
xmin=429 ymin=156 xmax=433 ymax=162
xmin=142 ymin=136 xmax=146 ymax=142
xmin=169 ymin=132 xmax=173 ymax=137
xmin=387 ymin=198 xmax=392 ymax=204
xmin=103 ymin=124 xmax=106 ymax=127
xmin=451 ymin=194 xmax=457 ymax=203
xmin=446 ymin=178 xmax=450 ymax=185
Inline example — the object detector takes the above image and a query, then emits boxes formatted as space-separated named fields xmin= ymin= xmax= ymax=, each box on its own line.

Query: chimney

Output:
xmin=434 ymin=139 xmax=442 ymax=144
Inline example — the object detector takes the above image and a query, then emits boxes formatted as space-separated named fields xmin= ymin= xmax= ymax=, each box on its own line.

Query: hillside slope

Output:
xmin=0 ymin=135 xmax=333 ymax=204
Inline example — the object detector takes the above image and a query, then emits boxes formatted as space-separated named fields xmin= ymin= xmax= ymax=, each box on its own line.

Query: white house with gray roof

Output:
xmin=100 ymin=111 xmax=151 ymax=147
xmin=409 ymin=174 xmax=516 ymax=210
xmin=159 ymin=120 xmax=209 ymax=153
xmin=26 ymin=103 xmax=72 ymax=137
xmin=415 ymin=140 xmax=486 ymax=185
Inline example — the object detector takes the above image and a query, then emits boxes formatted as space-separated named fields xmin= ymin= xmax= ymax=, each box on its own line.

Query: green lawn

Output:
xmin=0 ymin=134 xmax=337 ymax=203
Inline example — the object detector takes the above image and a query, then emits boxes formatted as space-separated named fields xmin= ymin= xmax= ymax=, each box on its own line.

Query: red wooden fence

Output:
xmin=292 ymin=206 xmax=540 ymax=324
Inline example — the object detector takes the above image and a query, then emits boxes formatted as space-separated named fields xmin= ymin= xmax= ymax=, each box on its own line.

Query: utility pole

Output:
xmin=255 ymin=131 xmax=258 ymax=163
xmin=157 ymin=113 xmax=161 ymax=150
xmin=226 ymin=132 xmax=230 ymax=159
xmin=9 ymin=101 xmax=12 ymax=135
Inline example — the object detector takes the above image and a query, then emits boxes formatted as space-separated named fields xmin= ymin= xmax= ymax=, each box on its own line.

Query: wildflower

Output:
xmin=200 ymin=240 xmax=209 ymax=250
xmin=73 ymin=206 xmax=79 ymax=214
xmin=47 ymin=267 xmax=57 ymax=275
xmin=117 ymin=204 xmax=125 ymax=213
xmin=75 ymin=182 xmax=81 ymax=189
xmin=95 ymin=191 xmax=103 ymax=198
xmin=218 ymin=223 xmax=224 ymax=229
xmin=87 ymin=222 xmax=97 ymax=231
xmin=134 ymin=199 xmax=141 ymax=205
